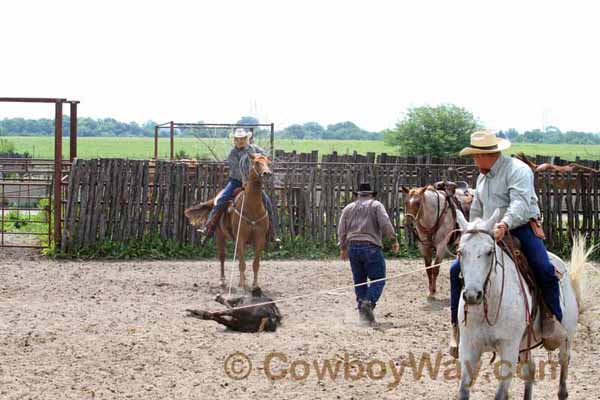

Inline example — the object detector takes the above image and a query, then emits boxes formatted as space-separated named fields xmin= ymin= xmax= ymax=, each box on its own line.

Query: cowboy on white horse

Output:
xmin=449 ymin=129 xmax=567 ymax=357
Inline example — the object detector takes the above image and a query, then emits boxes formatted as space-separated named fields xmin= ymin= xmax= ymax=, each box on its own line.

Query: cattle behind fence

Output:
xmin=61 ymin=158 xmax=600 ymax=253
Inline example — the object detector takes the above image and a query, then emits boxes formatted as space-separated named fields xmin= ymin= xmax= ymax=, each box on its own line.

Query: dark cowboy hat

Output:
xmin=352 ymin=182 xmax=377 ymax=196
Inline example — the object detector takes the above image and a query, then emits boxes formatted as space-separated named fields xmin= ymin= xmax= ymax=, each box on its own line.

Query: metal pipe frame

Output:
xmin=0 ymin=97 xmax=79 ymax=249
xmin=153 ymin=122 xmax=276 ymax=160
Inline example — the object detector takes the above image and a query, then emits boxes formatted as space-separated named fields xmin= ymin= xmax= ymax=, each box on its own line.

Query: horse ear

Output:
xmin=444 ymin=182 xmax=457 ymax=197
xmin=456 ymin=209 xmax=468 ymax=231
xmin=484 ymin=209 xmax=502 ymax=231
xmin=401 ymin=185 xmax=409 ymax=194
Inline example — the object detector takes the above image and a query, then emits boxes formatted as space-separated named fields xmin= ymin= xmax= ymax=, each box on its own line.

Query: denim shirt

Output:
xmin=470 ymin=154 xmax=540 ymax=229
xmin=227 ymin=144 xmax=266 ymax=182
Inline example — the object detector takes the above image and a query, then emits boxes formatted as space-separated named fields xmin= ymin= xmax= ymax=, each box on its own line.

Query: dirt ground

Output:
xmin=1 ymin=252 xmax=599 ymax=400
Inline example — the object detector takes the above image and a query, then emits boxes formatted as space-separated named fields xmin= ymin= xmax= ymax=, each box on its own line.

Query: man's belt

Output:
xmin=349 ymin=240 xmax=377 ymax=246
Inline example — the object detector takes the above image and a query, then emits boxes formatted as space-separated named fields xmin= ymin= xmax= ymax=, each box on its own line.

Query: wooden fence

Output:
xmin=274 ymin=149 xmax=600 ymax=169
xmin=61 ymin=158 xmax=600 ymax=253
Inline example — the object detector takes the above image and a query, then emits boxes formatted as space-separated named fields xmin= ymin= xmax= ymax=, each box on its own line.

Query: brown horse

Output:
xmin=515 ymin=152 xmax=599 ymax=173
xmin=402 ymin=182 xmax=473 ymax=298
xmin=185 ymin=154 xmax=272 ymax=290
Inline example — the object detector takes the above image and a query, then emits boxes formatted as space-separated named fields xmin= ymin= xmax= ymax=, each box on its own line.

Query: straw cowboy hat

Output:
xmin=459 ymin=129 xmax=511 ymax=156
xmin=352 ymin=182 xmax=377 ymax=196
xmin=232 ymin=128 xmax=253 ymax=139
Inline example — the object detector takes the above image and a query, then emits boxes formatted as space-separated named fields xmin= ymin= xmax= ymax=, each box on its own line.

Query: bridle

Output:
xmin=458 ymin=229 xmax=506 ymax=327
xmin=230 ymin=157 xmax=271 ymax=229
xmin=459 ymin=228 xmax=539 ymax=358
xmin=405 ymin=187 xmax=451 ymax=246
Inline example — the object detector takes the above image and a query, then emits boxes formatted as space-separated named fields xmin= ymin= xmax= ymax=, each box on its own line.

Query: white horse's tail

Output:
xmin=569 ymin=235 xmax=593 ymax=314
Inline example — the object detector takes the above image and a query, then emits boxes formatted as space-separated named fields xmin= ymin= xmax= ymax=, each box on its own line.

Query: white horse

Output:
xmin=455 ymin=209 xmax=589 ymax=400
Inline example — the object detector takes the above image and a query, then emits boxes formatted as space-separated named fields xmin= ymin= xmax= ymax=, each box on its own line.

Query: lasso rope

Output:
xmin=227 ymin=185 xmax=247 ymax=297
xmin=211 ymin=258 xmax=454 ymax=314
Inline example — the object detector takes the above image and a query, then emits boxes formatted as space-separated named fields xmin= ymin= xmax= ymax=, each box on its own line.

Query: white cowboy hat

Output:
xmin=232 ymin=128 xmax=253 ymax=139
xmin=459 ymin=129 xmax=511 ymax=156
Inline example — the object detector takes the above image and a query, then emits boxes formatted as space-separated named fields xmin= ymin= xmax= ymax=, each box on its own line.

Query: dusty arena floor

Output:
xmin=1 ymin=250 xmax=599 ymax=399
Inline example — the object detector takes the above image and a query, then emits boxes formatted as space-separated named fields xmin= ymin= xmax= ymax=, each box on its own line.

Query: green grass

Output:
xmin=6 ymin=136 xmax=600 ymax=161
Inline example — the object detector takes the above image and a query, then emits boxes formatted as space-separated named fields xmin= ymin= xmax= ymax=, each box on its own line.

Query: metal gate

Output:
xmin=1 ymin=97 xmax=79 ymax=250
xmin=0 ymin=158 xmax=71 ymax=249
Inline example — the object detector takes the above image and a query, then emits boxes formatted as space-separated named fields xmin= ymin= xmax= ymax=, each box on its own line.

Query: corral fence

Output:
xmin=61 ymin=157 xmax=600 ymax=254
xmin=275 ymin=149 xmax=600 ymax=169
xmin=0 ymin=158 xmax=72 ymax=248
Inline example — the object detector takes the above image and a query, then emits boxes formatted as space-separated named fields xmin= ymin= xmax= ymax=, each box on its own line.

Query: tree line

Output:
xmin=384 ymin=104 xmax=600 ymax=156
xmin=0 ymin=116 xmax=381 ymax=140
xmin=2 ymin=112 xmax=599 ymax=149
xmin=499 ymin=127 xmax=600 ymax=145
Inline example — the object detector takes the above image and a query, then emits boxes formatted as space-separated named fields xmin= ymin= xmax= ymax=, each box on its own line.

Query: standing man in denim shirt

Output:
xmin=200 ymin=128 xmax=279 ymax=244
xmin=338 ymin=183 xmax=400 ymax=325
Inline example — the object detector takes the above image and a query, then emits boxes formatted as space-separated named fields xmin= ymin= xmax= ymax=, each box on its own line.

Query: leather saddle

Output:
xmin=184 ymin=187 xmax=245 ymax=233
xmin=434 ymin=180 xmax=473 ymax=221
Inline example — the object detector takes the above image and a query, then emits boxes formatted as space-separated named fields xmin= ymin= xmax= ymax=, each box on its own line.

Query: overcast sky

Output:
xmin=1 ymin=0 xmax=599 ymax=133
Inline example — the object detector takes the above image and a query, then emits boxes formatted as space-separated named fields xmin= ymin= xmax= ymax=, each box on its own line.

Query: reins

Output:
xmin=460 ymin=229 xmax=539 ymax=360
xmin=458 ymin=229 xmax=506 ymax=327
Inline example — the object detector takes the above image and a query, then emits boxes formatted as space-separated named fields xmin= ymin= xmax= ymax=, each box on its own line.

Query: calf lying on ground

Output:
xmin=186 ymin=287 xmax=282 ymax=332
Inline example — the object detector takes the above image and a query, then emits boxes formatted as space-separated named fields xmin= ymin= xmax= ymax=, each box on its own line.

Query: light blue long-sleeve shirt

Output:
xmin=470 ymin=154 xmax=540 ymax=229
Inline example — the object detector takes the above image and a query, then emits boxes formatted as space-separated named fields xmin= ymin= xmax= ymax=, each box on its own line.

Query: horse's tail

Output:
xmin=569 ymin=235 xmax=594 ymax=314
xmin=184 ymin=200 xmax=214 ymax=226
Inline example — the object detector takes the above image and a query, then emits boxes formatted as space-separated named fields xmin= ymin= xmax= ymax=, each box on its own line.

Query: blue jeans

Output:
xmin=348 ymin=243 xmax=386 ymax=307
xmin=450 ymin=223 xmax=562 ymax=324
xmin=207 ymin=178 xmax=278 ymax=236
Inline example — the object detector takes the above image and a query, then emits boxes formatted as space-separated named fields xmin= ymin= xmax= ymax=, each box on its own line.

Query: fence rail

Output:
xmin=60 ymin=158 xmax=600 ymax=253
xmin=274 ymin=150 xmax=600 ymax=169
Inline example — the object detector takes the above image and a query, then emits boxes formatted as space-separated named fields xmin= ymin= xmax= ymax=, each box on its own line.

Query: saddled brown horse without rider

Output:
xmin=185 ymin=154 xmax=273 ymax=290
xmin=402 ymin=181 xmax=473 ymax=298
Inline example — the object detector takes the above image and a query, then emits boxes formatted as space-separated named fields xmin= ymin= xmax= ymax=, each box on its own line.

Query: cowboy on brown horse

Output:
xmin=197 ymin=128 xmax=279 ymax=244
xmin=185 ymin=142 xmax=275 ymax=289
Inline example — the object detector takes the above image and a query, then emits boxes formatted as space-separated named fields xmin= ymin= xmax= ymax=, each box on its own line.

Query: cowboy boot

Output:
xmin=358 ymin=299 xmax=375 ymax=326
xmin=542 ymin=309 xmax=568 ymax=351
xmin=199 ymin=207 xmax=226 ymax=238
xmin=449 ymin=324 xmax=460 ymax=359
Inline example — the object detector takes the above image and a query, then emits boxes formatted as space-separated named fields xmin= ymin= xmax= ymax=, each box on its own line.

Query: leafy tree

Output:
xmin=384 ymin=104 xmax=480 ymax=156
xmin=301 ymin=122 xmax=325 ymax=139
xmin=521 ymin=129 xmax=545 ymax=143
xmin=278 ymin=121 xmax=379 ymax=140
xmin=505 ymin=128 xmax=519 ymax=141
xmin=282 ymin=124 xmax=306 ymax=139
xmin=237 ymin=116 xmax=259 ymax=126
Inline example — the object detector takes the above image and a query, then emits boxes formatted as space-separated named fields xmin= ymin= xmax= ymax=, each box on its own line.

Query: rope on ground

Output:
xmin=210 ymin=259 xmax=454 ymax=315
